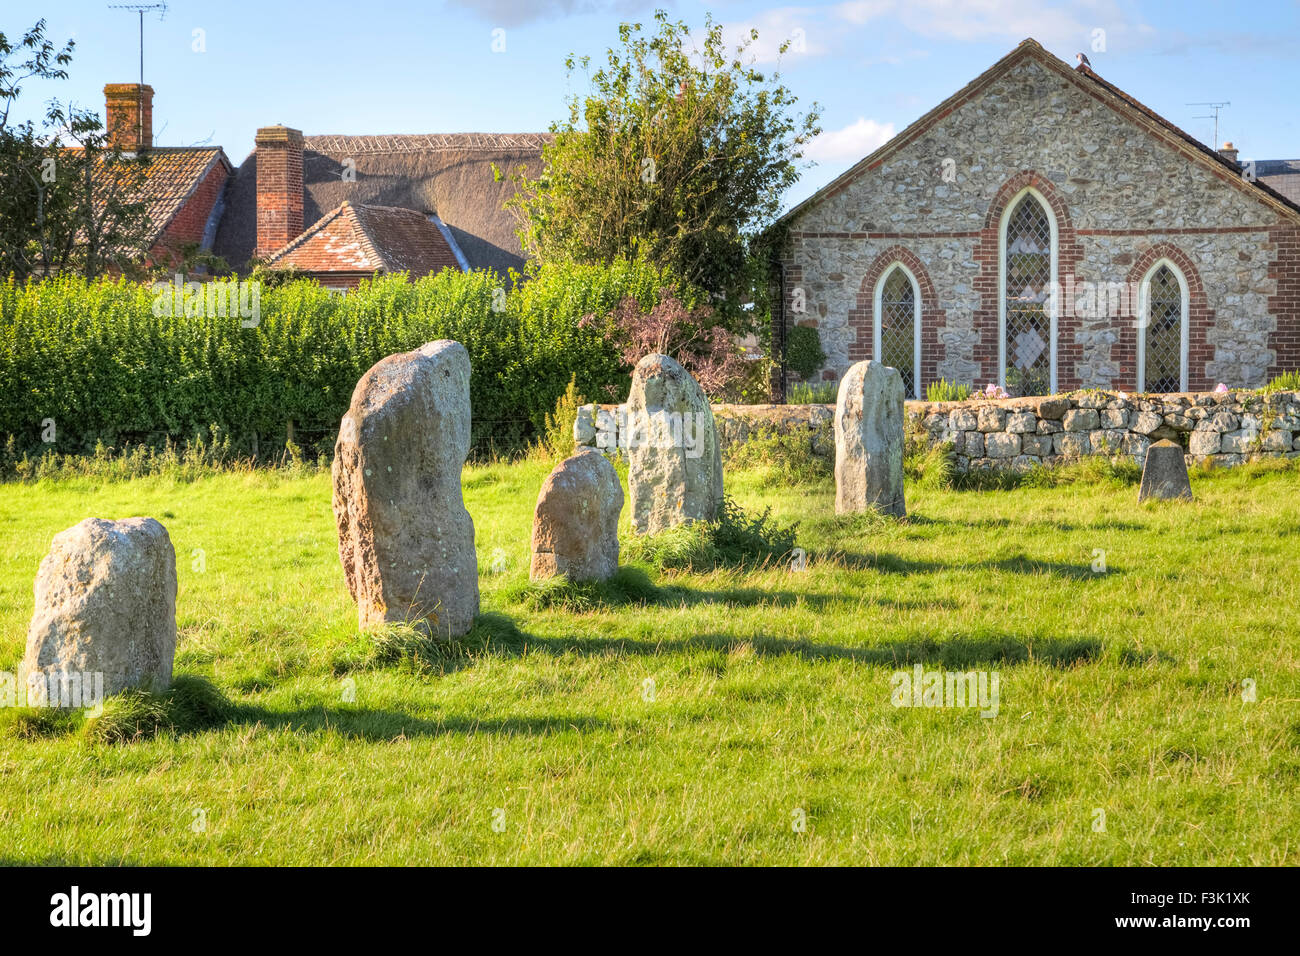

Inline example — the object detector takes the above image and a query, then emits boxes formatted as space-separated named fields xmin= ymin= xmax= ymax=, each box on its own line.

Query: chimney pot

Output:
xmin=1219 ymin=141 xmax=1240 ymax=165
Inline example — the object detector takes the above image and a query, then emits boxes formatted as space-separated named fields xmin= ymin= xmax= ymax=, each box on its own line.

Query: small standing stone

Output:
xmin=530 ymin=448 xmax=624 ymax=582
xmin=626 ymin=353 xmax=723 ymax=535
xmin=332 ymin=340 xmax=479 ymax=638
xmin=835 ymin=360 xmax=906 ymax=516
xmin=1137 ymin=439 xmax=1193 ymax=502
xmin=23 ymin=517 xmax=177 ymax=701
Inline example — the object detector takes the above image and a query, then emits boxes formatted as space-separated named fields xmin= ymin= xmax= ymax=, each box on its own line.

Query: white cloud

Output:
xmin=805 ymin=117 xmax=896 ymax=163
xmin=712 ymin=7 xmax=825 ymax=65
xmin=834 ymin=0 xmax=1144 ymax=51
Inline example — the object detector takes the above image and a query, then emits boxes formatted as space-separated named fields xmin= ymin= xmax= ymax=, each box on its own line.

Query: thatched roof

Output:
xmin=213 ymin=133 xmax=550 ymax=275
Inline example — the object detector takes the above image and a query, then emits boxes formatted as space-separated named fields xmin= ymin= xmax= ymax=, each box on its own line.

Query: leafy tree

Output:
xmin=0 ymin=19 xmax=151 ymax=279
xmin=506 ymin=9 xmax=820 ymax=312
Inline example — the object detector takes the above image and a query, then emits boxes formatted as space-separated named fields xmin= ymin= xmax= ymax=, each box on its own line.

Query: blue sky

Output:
xmin=8 ymin=0 xmax=1299 ymax=209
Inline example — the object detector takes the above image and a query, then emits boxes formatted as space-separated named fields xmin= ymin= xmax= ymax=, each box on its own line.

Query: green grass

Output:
xmin=1 ymin=458 xmax=1297 ymax=865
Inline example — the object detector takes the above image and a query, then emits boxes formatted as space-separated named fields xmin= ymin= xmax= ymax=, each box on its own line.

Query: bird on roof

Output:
xmin=1076 ymin=52 xmax=1092 ymax=68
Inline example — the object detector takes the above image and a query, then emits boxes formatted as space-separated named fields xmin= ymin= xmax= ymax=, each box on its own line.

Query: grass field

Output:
xmin=0 ymin=456 xmax=1297 ymax=865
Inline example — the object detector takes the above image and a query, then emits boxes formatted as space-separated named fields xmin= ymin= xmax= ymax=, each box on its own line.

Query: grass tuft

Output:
xmin=624 ymin=496 xmax=798 ymax=571
xmin=504 ymin=565 xmax=661 ymax=611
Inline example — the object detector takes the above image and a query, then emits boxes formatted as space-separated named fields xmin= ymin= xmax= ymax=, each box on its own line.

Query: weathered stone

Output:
xmin=1131 ymin=410 xmax=1163 ymax=435
xmin=1261 ymin=429 xmax=1292 ymax=452
xmin=1188 ymin=430 xmax=1221 ymax=456
xmin=961 ymin=431 xmax=984 ymax=457
xmin=1100 ymin=408 xmax=1129 ymax=429
xmin=1123 ymin=432 xmax=1151 ymax=463
xmin=1138 ymin=439 xmax=1193 ymax=502
xmin=573 ymin=405 xmax=596 ymax=444
xmin=1055 ymin=432 xmax=1091 ymax=457
xmin=1220 ymin=429 xmax=1257 ymax=454
xmin=1021 ymin=434 xmax=1053 ymax=456
xmin=1076 ymin=392 xmax=1110 ymax=409
xmin=834 ymin=360 xmax=905 ymax=516
xmin=1036 ymin=418 xmax=1062 ymax=435
xmin=977 ymin=406 xmax=1006 ymax=432
xmin=627 ymin=353 xmax=724 ymax=534
xmin=985 ymin=432 xmax=1021 ymax=458
xmin=333 ymin=340 xmax=479 ymax=638
xmin=1036 ymin=397 xmax=1071 ymax=420
xmin=1163 ymin=412 xmax=1193 ymax=431
xmin=22 ymin=517 xmax=176 ymax=701
xmin=1063 ymin=408 xmax=1099 ymax=431
xmin=951 ymin=407 xmax=978 ymax=431
xmin=1006 ymin=411 xmax=1037 ymax=433
xmin=530 ymin=448 xmax=623 ymax=582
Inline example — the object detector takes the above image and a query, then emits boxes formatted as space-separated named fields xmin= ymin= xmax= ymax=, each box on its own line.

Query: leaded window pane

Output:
xmin=1004 ymin=196 xmax=1052 ymax=397
xmin=879 ymin=267 xmax=916 ymax=396
xmin=1145 ymin=265 xmax=1182 ymax=393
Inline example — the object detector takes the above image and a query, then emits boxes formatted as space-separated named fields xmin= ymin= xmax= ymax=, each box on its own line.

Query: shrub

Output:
xmin=724 ymin=422 xmax=832 ymax=487
xmin=0 ymin=259 xmax=673 ymax=459
xmin=786 ymin=380 xmax=838 ymax=404
xmin=926 ymin=379 xmax=973 ymax=402
xmin=582 ymin=290 xmax=753 ymax=399
xmin=1260 ymin=370 xmax=1300 ymax=394
xmin=531 ymin=374 xmax=585 ymax=462
xmin=785 ymin=324 xmax=825 ymax=380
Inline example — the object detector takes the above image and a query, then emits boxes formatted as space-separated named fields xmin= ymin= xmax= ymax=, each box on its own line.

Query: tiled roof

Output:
xmin=213 ymin=133 xmax=550 ymax=275
xmin=80 ymin=146 xmax=229 ymax=246
xmin=263 ymin=201 xmax=464 ymax=276
xmin=1256 ymin=160 xmax=1300 ymax=206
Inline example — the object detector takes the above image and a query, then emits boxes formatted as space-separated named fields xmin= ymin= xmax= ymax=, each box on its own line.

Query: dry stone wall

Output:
xmin=577 ymin=390 xmax=1300 ymax=473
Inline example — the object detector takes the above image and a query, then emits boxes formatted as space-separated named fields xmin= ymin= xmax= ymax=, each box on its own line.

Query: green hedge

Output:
xmin=0 ymin=260 xmax=670 ymax=457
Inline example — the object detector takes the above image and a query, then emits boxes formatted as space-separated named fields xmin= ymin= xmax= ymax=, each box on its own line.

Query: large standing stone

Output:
xmin=332 ymin=340 xmax=479 ymax=637
xmin=626 ymin=353 xmax=723 ymax=535
xmin=1137 ymin=439 xmax=1193 ymax=502
xmin=530 ymin=447 xmax=624 ymax=582
xmin=835 ymin=360 xmax=906 ymax=516
xmin=22 ymin=517 xmax=176 ymax=701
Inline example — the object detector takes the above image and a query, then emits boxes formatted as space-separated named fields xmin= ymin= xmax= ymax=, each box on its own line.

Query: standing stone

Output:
xmin=530 ymin=448 xmax=624 ymax=582
xmin=332 ymin=340 xmax=479 ymax=638
xmin=835 ymin=360 xmax=906 ymax=516
xmin=626 ymin=353 xmax=723 ymax=535
xmin=1137 ymin=439 xmax=1193 ymax=502
xmin=23 ymin=517 xmax=176 ymax=701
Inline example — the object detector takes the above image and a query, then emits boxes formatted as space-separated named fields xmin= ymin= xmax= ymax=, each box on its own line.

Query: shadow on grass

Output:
xmin=469 ymin=611 xmax=1165 ymax=669
xmin=222 ymin=703 xmax=613 ymax=741
xmin=821 ymin=550 xmax=1115 ymax=580
xmin=501 ymin=565 xmax=956 ymax=613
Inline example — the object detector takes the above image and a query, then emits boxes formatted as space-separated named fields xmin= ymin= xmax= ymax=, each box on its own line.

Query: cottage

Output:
xmin=85 ymin=83 xmax=547 ymax=286
xmin=774 ymin=39 xmax=1300 ymax=397
xmin=212 ymin=128 xmax=550 ymax=285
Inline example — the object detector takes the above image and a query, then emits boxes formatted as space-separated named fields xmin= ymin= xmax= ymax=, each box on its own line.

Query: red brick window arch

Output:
xmin=852 ymin=246 xmax=940 ymax=397
xmin=1137 ymin=259 xmax=1190 ymax=392
xmin=1000 ymin=187 xmax=1058 ymax=396
xmin=873 ymin=263 xmax=922 ymax=398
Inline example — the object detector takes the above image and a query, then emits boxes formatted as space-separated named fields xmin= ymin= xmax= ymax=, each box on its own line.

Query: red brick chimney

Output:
xmin=104 ymin=83 xmax=153 ymax=151
xmin=255 ymin=125 xmax=305 ymax=259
